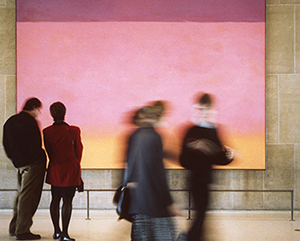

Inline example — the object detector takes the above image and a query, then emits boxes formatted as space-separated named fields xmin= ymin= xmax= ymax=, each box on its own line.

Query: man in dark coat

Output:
xmin=3 ymin=97 xmax=46 ymax=240
xmin=179 ymin=93 xmax=234 ymax=241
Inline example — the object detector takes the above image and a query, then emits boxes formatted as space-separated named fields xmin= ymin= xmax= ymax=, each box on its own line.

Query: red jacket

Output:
xmin=43 ymin=123 xmax=83 ymax=187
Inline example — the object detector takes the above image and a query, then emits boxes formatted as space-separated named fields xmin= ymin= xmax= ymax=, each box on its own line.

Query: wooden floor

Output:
xmin=0 ymin=210 xmax=300 ymax=241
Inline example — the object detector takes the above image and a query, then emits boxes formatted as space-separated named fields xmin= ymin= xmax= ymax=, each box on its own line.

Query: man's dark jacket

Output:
xmin=3 ymin=111 xmax=46 ymax=168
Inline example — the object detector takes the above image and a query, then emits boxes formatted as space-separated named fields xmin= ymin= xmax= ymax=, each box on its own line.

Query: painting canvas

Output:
xmin=16 ymin=0 xmax=266 ymax=169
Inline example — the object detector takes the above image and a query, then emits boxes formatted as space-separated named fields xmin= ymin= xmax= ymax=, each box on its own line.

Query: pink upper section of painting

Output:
xmin=17 ymin=0 xmax=265 ymax=22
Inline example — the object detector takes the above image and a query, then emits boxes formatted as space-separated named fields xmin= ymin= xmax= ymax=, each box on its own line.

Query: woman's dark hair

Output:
xmin=50 ymin=102 xmax=66 ymax=122
xmin=198 ymin=93 xmax=212 ymax=107
xmin=22 ymin=98 xmax=42 ymax=111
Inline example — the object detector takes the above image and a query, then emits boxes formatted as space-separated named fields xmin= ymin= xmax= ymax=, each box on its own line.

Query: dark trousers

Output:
xmin=9 ymin=163 xmax=45 ymax=235
xmin=187 ymin=183 xmax=209 ymax=241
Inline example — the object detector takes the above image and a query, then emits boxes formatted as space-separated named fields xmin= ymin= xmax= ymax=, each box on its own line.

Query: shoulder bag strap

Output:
xmin=67 ymin=125 xmax=81 ymax=178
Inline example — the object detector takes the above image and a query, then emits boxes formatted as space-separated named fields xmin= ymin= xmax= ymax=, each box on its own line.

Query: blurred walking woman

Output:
xmin=43 ymin=102 xmax=83 ymax=241
xmin=125 ymin=104 xmax=180 ymax=241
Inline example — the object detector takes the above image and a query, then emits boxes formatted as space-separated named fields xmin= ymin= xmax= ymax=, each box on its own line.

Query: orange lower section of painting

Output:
xmin=81 ymin=127 xmax=265 ymax=169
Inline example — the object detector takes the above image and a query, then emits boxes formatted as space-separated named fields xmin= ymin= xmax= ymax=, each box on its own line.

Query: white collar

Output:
xmin=197 ymin=121 xmax=215 ymax=129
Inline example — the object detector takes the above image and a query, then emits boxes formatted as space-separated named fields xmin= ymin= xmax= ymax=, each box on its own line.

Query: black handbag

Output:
xmin=113 ymin=184 xmax=132 ymax=222
xmin=113 ymin=185 xmax=123 ymax=205
xmin=113 ymin=165 xmax=132 ymax=222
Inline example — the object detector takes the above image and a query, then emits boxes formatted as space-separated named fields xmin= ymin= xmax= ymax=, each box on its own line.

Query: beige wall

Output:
xmin=0 ymin=0 xmax=299 ymax=211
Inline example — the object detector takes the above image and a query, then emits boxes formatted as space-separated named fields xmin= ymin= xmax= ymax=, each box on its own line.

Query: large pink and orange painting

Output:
xmin=16 ymin=0 xmax=265 ymax=169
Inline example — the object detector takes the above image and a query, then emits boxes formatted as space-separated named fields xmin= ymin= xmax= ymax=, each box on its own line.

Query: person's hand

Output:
xmin=187 ymin=139 xmax=220 ymax=156
xmin=187 ymin=139 xmax=209 ymax=152
xmin=126 ymin=182 xmax=138 ymax=189
xmin=167 ymin=203 xmax=182 ymax=216
xmin=187 ymin=139 xmax=201 ymax=149
xmin=224 ymin=145 xmax=234 ymax=160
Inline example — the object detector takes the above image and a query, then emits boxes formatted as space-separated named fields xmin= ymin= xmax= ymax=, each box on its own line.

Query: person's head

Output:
xmin=23 ymin=97 xmax=42 ymax=111
xmin=198 ymin=93 xmax=212 ymax=108
xmin=50 ymin=102 xmax=66 ymax=122
xmin=138 ymin=106 xmax=161 ymax=126
xmin=22 ymin=97 xmax=42 ymax=118
xmin=197 ymin=93 xmax=213 ymax=121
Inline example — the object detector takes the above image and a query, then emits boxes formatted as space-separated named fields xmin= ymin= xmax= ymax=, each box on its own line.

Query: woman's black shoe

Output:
xmin=53 ymin=232 xmax=60 ymax=239
xmin=59 ymin=236 xmax=75 ymax=241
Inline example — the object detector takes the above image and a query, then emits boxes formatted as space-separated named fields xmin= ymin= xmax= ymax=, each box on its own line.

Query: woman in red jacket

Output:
xmin=43 ymin=102 xmax=83 ymax=241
